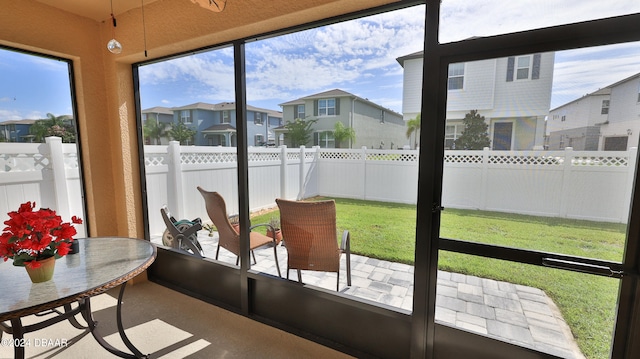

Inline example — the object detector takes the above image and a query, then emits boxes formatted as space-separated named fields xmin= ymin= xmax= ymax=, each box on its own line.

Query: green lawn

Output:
xmin=251 ymin=197 xmax=625 ymax=359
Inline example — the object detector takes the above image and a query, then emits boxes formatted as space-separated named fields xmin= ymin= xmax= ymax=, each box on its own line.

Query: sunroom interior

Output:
xmin=2 ymin=0 xmax=640 ymax=358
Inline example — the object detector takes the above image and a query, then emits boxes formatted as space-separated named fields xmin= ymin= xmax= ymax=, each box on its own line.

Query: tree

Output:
xmin=333 ymin=121 xmax=356 ymax=148
xmin=143 ymin=118 xmax=168 ymax=145
xmin=30 ymin=113 xmax=76 ymax=143
xmin=169 ymin=122 xmax=197 ymax=145
xmin=405 ymin=114 xmax=421 ymax=149
xmin=284 ymin=118 xmax=317 ymax=147
xmin=453 ymin=110 xmax=490 ymax=150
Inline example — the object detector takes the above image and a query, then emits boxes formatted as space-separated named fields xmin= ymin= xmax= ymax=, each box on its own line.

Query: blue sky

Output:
xmin=2 ymin=2 xmax=640 ymax=122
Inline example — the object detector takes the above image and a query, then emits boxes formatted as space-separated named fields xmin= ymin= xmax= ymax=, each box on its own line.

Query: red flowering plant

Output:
xmin=0 ymin=202 xmax=83 ymax=268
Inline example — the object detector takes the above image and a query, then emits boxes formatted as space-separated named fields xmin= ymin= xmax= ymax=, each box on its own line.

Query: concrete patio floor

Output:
xmin=151 ymin=230 xmax=585 ymax=359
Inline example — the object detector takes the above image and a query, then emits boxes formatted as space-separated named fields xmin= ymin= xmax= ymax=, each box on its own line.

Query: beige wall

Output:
xmin=0 ymin=0 xmax=396 ymax=238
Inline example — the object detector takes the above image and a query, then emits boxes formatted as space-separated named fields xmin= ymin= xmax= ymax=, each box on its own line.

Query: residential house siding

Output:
xmin=398 ymin=51 xmax=555 ymax=150
xmin=278 ymin=89 xmax=406 ymax=149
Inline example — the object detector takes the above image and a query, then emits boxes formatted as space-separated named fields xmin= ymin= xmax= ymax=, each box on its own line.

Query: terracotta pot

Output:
xmin=267 ymin=229 xmax=282 ymax=245
xmin=25 ymin=256 xmax=56 ymax=283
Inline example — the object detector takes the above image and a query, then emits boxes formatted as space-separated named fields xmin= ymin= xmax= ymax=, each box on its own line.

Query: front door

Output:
xmin=492 ymin=122 xmax=513 ymax=150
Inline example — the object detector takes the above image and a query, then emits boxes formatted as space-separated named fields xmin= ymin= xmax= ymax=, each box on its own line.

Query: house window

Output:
xmin=318 ymin=99 xmax=336 ymax=116
xmin=295 ymin=104 xmax=305 ymax=119
xmin=222 ymin=110 xmax=230 ymax=124
xmin=314 ymin=131 xmax=335 ymax=148
xmin=506 ymin=54 xmax=541 ymax=81
xmin=381 ymin=110 xmax=385 ymax=123
xmin=445 ymin=124 xmax=460 ymax=149
xmin=254 ymin=112 xmax=264 ymax=125
xmin=561 ymin=115 xmax=566 ymax=122
xmin=516 ymin=56 xmax=531 ymax=80
xmin=181 ymin=110 xmax=191 ymax=124
xmin=255 ymin=134 xmax=265 ymax=146
xmin=601 ymin=100 xmax=610 ymax=114
xmin=637 ymin=82 xmax=640 ymax=103
xmin=448 ymin=63 xmax=464 ymax=90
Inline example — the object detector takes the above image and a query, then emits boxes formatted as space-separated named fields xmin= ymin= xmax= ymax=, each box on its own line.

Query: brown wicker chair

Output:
xmin=276 ymin=198 xmax=351 ymax=291
xmin=197 ymin=186 xmax=281 ymax=277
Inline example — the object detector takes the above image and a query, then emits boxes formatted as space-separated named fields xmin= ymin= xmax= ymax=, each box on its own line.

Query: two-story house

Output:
xmin=0 ymin=119 xmax=37 ymax=142
xmin=397 ymin=51 xmax=555 ymax=150
xmin=148 ymin=102 xmax=282 ymax=146
xmin=141 ymin=106 xmax=174 ymax=145
xmin=547 ymin=72 xmax=640 ymax=151
xmin=546 ymin=88 xmax=610 ymax=150
xmin=276 ymin=89 xmax=406 ymax=149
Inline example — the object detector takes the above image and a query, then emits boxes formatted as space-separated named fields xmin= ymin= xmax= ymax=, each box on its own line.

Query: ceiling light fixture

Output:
xmin=107 ymin=0 xmax=123 ymax=54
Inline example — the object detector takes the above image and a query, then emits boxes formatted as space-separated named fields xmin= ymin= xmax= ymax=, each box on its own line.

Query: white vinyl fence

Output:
xmin=144 ymin=142 xmax=636 ymax=235
xmin=1 ymin=139 xmax=635 ymax=237
xmin=0 ymin=137 xmax=87 ymax=237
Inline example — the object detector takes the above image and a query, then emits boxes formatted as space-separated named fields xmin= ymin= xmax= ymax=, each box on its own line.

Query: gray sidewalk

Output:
xmin=152 ymin=231 xmax=585 ymax=359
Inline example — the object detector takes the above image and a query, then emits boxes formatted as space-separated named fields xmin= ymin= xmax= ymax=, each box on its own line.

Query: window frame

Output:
xmin=447 ymin=62 xmax=464 ymax=90
xmin=222 ymin=110 xmax=230 ymax=124
xmin=318 ymin=98 xmax=336 ymax=116
xmin=181 ymin=110 xmax=192 ymax=124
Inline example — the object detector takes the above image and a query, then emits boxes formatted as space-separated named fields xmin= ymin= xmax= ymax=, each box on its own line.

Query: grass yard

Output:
xmin=251 ymin=197 xmax=626 ymax=359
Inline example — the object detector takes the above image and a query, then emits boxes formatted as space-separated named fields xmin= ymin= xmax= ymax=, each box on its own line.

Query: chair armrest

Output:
xmin=340 ymin=230 xmax=350 ymax=253
xmin=249 ymin=223 xmax=279 ymax=243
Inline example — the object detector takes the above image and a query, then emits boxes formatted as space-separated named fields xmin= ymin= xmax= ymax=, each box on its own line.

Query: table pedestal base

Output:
xmin=0 ymin=282 xmax=148 ymax=359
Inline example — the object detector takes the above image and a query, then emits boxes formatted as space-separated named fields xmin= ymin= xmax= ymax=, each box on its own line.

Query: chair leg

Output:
xmin=297 ymin=269 xmax=302 ymax=283
xmin=286 ymin=267 xmax=290 ymax=280
xmin=215 ymin=245 xmax=221 ymax=260
xmin=336 ymin=272 xmax=340 ymax=292
xmin=251 ymin=250 xmax=257 ymax=265
xmin=272 ymin=244 xmax=281 ymax=277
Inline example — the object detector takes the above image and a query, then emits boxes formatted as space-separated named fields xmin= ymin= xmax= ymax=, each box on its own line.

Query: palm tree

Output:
xmin=143 ymin=118 xmax=168 ymax=145
xmin=30 ymin=113 xmax=75 ymax=142
xmin=333 ymin=121 xmax=356 ymax=148
xmin=169 ymin=122 xmax=197 ymax=145
xmin=405 ymin=114 xmax=421 ymax=149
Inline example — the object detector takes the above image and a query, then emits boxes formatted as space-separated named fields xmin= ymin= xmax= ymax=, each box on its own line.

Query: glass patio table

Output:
xmin=0 ymin=237 xmax=156 ymax=359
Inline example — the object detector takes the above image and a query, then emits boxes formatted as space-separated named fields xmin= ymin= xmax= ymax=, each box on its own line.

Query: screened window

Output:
xmin=448 ymin=63 xmax=464 ymax=90
xmin=255 ymin=134 xmax=265 ymax=145
xmin=602 ymin=99 xmax=610 ymax=114
xmin=181 ymin=110 xmax=192 ymax=124
xmin=295 ymin=104 xmax=305 ymax=119
xmin=516 ymin=56 xmax=531 ymax=80
xmin=254 ymin=112 xmax=264 ymax=125
xmin=318 ymin=99 xmax=336 ymax=116
xmin=314 ymin=131 xmax=335 ymax=148
xmin=222 ymin=110 xmax=230 ymax=123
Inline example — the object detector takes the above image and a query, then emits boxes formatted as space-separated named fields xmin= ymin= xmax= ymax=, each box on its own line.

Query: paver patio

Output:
xmin=151 ymin=231 xmax=585 ymax=359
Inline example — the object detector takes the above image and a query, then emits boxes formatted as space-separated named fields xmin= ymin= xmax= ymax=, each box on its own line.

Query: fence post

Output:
xmin=298 ymin=146 xmax=306 ymax=200
xmin=280 ymin=145 xmax=287 ymax=199
xmin=167 ymin=141 xmax=184 ymax=218
xmin=559 ymin=147 xmax=574 ymax=218
xmin=624 ymin=147 xmax=638 ymax=222
xmin=361 ymin=146 xmax=367 ymax=200
xmin=480 ymin=147 xmax=490 ymax=211
xmin=45 ymin=136 xmax=71 ymax=221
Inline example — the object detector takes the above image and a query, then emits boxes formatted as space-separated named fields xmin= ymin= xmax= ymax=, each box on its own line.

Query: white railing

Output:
xmin=1 ymin=139 xmax=635 ymax=237
xmin=0 ymin=137 xmax=87 ymax=237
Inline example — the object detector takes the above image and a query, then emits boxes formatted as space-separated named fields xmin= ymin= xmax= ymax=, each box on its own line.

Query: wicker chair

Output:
xmin=276 ymin=198 xmax=351 ymax=291
xmin=197 ymin=186 xmax=281 ymax=277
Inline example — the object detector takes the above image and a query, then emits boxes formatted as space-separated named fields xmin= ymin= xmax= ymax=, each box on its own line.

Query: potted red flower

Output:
xmin=0 ymin=201 xmax=83 ymax=283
